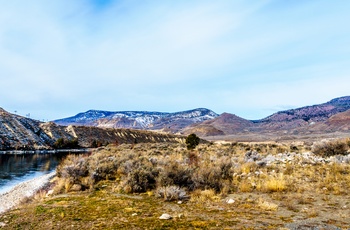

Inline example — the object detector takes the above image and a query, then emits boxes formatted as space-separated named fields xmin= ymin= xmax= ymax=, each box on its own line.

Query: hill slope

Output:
xmin=182 ymin=113 xmax=253 ymax=136
xmin=184 ymin=96 xmax=350 ymax=139
xmin=0 ymin=108 xmax=184 ymax=150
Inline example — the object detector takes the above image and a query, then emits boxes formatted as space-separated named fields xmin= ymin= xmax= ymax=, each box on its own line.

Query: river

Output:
xmin=0 ymin=150 xmax=90 ymax=195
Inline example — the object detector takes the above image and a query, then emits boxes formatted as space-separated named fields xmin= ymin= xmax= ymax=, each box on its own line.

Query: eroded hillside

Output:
xmin=0 ymin=108 xmax=184 ymax=150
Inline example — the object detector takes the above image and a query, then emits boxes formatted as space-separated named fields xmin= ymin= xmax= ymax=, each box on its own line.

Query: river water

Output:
xmin=0 ymin=150 xmax=89 ymax=195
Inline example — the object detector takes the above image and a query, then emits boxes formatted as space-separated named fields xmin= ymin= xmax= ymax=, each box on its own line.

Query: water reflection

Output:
xmin=0 ymin=152 xmax=88 ymax=194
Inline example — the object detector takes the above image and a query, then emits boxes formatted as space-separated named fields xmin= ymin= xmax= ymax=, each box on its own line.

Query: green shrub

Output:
xmin=185 ymin=134 xmax=200 ymax=150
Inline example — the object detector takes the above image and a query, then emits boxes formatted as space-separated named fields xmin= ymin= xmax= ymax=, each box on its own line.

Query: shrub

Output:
xmin=53 ymin=138 xmax=79 ymax=149
xmin=56 ymin=155 xmax=90 ymax=191
xmin=191 ymin=165 xmax=223 ymax=192
xmin=157 ymin=162 xmax=194 ymax=188
xmin=117 ymin=156 xmax=159 ymax=193
xmin=186 ymin=134 xmax=200 ymax=150
xmin=122 ymin=167 xmax=158 ymax=193
xmin=312 ymin=139 xmax=349 ymax=157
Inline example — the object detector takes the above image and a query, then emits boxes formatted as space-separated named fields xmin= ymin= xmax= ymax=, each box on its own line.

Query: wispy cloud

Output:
xmin=0 ymin=0 xmax=349 ymax=120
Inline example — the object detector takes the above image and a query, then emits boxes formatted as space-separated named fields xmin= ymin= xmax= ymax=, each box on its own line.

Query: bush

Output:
xmin=157 ymin=162 xmax=194 ymax=188
xmin=191 ymin=164 xmax=223 ymax=192
xmin=56 ymin=155 xmax=90 ymax=191
xmin=186 ymin=134 xmax=200 ymax=150
xmin=312 ymin=139 xmax=350 ymax=157
xmin=117 ymin=156 xmax=159 ymax=193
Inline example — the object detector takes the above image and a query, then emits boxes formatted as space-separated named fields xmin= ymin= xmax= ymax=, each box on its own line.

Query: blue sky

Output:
xmin=0 ymin=0 xmax=350 ymax=121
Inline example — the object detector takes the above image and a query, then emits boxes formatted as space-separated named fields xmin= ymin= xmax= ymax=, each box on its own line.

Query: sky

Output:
xmin=0 ymin=0 xmax=350 ymax=121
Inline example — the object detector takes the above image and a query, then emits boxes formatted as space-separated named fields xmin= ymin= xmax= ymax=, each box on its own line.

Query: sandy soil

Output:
xmin=0 ymin=172 xmax=55 ymax=214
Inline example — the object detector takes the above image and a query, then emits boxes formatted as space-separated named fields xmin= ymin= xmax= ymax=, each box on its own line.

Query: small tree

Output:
xmin=186 ymin=133 xmax=200 ymax=150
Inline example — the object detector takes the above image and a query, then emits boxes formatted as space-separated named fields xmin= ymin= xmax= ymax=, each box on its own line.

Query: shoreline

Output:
xmin=0 ymin=172 xmax=56 ymax=214
xmin=0 ymin=148 xmax=92 ymax=155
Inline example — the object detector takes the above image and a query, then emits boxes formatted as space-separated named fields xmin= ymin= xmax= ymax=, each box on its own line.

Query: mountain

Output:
xmin=0 ymin=108 xmax=53 ymax=150
xmin=259 ymin=96 xmax=350 ymax=124
xmin=54 ymin=108 xmax=219 ymax=133
xmin=184 ymin=96 xmax=350 ymax=140
xmin=0 ymin=108 xmax=185 ymax=151
xmin=4 ymin=95 xmax=349 ymax=148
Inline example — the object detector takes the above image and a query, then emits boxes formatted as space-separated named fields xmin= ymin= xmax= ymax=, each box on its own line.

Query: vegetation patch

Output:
xmin=1 ymin=140 xmax=350 ymax=229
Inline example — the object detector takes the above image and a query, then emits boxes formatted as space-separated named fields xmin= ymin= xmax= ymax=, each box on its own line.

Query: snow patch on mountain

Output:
xmin=54 ymin=108 xmax=219 ymax=132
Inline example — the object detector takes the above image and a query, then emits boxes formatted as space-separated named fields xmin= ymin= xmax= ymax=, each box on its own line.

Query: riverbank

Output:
xmin=0 ymin=172 xmax=55 ymax=214
xmin=0 ymin=148 xmax=92 ymax=155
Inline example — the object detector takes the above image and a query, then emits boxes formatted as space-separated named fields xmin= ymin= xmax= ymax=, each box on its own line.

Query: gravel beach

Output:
xmin=0 ymin=172 xmax=56 ymax=214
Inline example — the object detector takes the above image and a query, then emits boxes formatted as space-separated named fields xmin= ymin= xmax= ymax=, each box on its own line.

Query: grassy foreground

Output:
xmin=1 ymin=140 xmax=350 ymax=229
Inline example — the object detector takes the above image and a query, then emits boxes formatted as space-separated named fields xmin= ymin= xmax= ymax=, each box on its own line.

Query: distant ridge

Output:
xmin=183 ymin=96 xmax=350 ymax=139
xmin=53 ymin=96 xmax=350 ymax=140
xmin=0 ymin=108 xmax=185 ymax=150
xmin=3 ymin=95 xmax=349 ymax=147
xmin=54 ymin=108 xmax=219 ymax=133
xmin=259 ymin=96 xmax=350 ymax=123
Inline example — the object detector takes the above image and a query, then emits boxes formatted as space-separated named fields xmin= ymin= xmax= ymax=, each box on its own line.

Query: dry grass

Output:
xmin=263 ymin=174 xmax=287 ymax=193
xmin=2 ymin=140 xmax=350 ymax=229
xmin=51 ymin=141 xmax=350 ymax=198
xmin=257 ymin=198 xmax=279 ymax=211
xmin=190 ymin=189 xmax=221 ymax=203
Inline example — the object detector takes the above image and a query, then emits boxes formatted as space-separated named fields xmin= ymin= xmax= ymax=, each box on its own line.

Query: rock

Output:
xmin=245 ymin=150 xmax=260 ymax=162
xmin=46 ymin=189 xmax=54 ymax=197
xmin=226 ymin=198 xmax=235 ymax=204
xmin=70 ymin=184 xmax=82 ymax=192
xmin=159 ymin=213 xmax=172 ymax=220
xmin=256 ymin=160 xmax=267 ymax=167
xmin=0 ymin=222 xmax=6 ymax=227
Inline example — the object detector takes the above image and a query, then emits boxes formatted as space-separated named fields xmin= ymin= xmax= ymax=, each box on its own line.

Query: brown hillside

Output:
xmin=326 ymin=109 xmax=350 ymax=131
xmin=183 ymin=113 xmax=253 ymax=136
xmin=0 ymin=108 xmax=185 ymax=150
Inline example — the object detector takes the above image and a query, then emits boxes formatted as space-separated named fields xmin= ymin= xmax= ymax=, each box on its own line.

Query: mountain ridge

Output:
xmin=54 ymin=108 xmax=219 ymax=133
xmin=259 ymin=96 xmax=350 ymax=123
xmin=0 ymin=108 xmax=185 ymax=150
xmin=184 ymin=96 xmax=350 ymax=139
xmin=2 ymin=95 xmax=350 ymax=148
